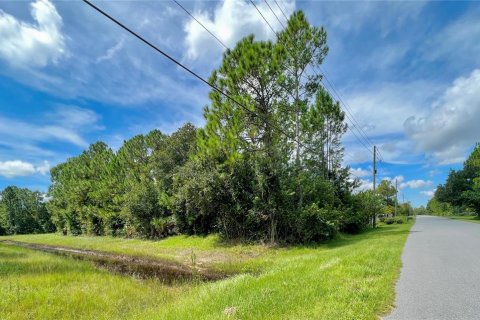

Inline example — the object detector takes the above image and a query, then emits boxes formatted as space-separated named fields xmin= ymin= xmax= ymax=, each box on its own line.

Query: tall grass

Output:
xmin=1 ymin=223 xmax=412 ymax=319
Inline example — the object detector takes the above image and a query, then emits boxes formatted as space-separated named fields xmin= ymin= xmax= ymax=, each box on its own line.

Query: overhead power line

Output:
xmin=273 ymin=0 xmax=289 ymax=22
xmin=81 ymin=0 xmax=364 ymax=180
xmin=171 ymin=0 xmax=360 ymax=171
xmin=252 ymin=0 xmax=377 ymax=161
xmin=172 ymin=0 xmax=228 ymax=50
xmin=269 ymin=0 xmax=386 ymax=163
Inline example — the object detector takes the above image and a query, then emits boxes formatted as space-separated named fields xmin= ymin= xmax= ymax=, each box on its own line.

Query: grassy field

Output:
xmin=447 ymin=215 xmax=480 ymax=224
xmin=1 ymin=222 xmax=413 ymax=320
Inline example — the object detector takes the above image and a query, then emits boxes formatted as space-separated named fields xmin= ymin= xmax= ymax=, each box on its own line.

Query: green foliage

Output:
xmin=172 ymin=159 xmax=221 ymax=235
xmin=296 ymin=204 xmax=339 ymax=242
xmin=0 ymin=186 xmax=54 ymax=235
xmin=1 ymin=223 xmax=412 ymax=320
xmin=340 ymin=191 xmax=381 ymax=233
xmin=429 ymin=144 xmax=480 ymax=216
xmin=385 ymin=218 xmax=395 ymax=225
xmin=47 ymin=123 xmax=197 ymax=239
xmin=427 ymin=197 xmax=453 ymax=216
xmin=376 ymin=180 xmax=397 ymax=206
xmin=40 ymin=11 xmax=377 ymax=244
xmin=414 ymin=206 xmax=428 ymax=215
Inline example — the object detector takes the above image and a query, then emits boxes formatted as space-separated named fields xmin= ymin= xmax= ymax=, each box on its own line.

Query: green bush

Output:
xmin=339 ymin=192 xmax=381 ymax=234
xmin=297 ymin=204 xmax=339 ymax=243
xmin=385 ymin=218 xmax=395 ymax=225
xmin=395 ymin=217 xmax=404 ymax=224
xmin=150 ymin=216 xmax=178 ymax=239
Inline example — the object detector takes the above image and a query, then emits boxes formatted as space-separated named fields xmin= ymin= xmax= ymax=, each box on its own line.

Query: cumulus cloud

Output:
xmin=405 ymin=69 xmax=480 ymax=164
xmin=0 ymin=160 xmax=50 ymax=178
xmin=184 ymin=0 xmax=295 ymax=60
xmin=420 ymin=189 xmax=435 ymax=197
xmin=382 ymin=175 xmax=404 ymax=184
xmin=35 ymin=160 xmax=51 ymax=175
xmin=349 ymin=167 xmax=370 ymax=178
xmin=0 ymin=0 xmax=66 ymax=67
xmin=382 ymin=175 xmax=432 ymax=190
xmin=345 ymin=81 xmax=435 ymax=140
xmin=400 ymin=179 xmax=432 ymax=190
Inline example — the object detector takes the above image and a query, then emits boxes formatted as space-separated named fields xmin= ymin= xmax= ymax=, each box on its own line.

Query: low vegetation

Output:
xmin=447 ymin=215 xmax=480 ymax=224
xmin=1 ymin=222 xmax=412 ymax=320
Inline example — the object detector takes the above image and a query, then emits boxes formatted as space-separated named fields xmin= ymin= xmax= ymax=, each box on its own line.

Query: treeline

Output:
xmin=0 ymin=186 xmax=55 ymax=235
xmin=43 ymin=11 xmax=385 ymax=243
xmin=428 ymin=144 xmax=480 ymax=216
xmin=376 ymin=180 xmax=413 ymax=217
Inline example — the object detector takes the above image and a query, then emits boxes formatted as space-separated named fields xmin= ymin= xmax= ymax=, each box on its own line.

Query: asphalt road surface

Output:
xmin=385 ymin=215 xmax=480 ymax=320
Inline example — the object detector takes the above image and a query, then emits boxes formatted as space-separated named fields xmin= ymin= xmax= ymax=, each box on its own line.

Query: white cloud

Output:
xmin=184 ymin=0 xmax=295 ymax=61
xmin=314 ymin=1 xmax=425 ymax=36
xmin=352 ymin=178 xmax=373 ymax=193
xmin=345 ymin=81 xmax=436 ymax=140
xmin=0 ymin=106 xmax=101 ymax=149
xmin=36 ymin=160 xmax=51 ymax=175
xmin=381 ymin=175 xmax=431 ymax=190
xmin=423 ymin=8 xmax=480 ymax=68
xmin=400 ymin=179 xmax=432 ymax=190
xmin=48 ymin=105 xmax=102 ymax=129
xmin=96 ymin=38 xmax=124 ymax=64
xmin=0 ymin=0 xmax=66 ymax=67
xmin=349 ymin=167 xmax=370 ymax=178
xmin=0 ymin=160 xmax=35 ymax=178
xmin=382 ymin=175 xmax=404 ymax=184
xmin=0 ymin=117 xmax=86 ymax=147
xmin=420 ymin=189 xmax=435 ymax=197
xmin=405 ymin=69 xmax=480 ymax=164
xmin=0 ymin=160 xmax=50 ymax=178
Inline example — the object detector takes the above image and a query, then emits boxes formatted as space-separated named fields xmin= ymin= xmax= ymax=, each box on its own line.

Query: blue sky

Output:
xmin=1 ymin=0 xmax=480 ymax=206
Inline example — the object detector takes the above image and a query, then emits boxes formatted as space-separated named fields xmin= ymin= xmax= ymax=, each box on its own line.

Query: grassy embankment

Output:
xmin=447 ymin=215 xmax=480 ymax=224
xmin=1 ymin=222 xmax=412 ymax=320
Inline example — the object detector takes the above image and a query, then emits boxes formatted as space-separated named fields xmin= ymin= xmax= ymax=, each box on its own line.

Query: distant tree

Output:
xmin=0 ymin=186 xmax=53 ymax=235
xmin=47 ymin=124 xmax=197 ymax=238
xmin=431 ymin=144 xmax=480 ymax=215
xmin=414 ymin=206 xmax=429 ymax=216
xmin=426 ymin=197 xmax=453 ymax=216
xmin=376 ymin=180 xmax=397 ymax=207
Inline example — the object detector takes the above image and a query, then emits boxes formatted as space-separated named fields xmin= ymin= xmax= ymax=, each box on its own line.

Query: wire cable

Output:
xmin=82 ymin=0 xmax=362 ymax=180
xmin=252 ymin=0 xmax=375 ymax=158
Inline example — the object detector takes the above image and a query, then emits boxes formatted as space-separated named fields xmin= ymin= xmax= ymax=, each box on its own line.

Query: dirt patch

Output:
xmin=0 ymin=240 xmax=231 ymax=284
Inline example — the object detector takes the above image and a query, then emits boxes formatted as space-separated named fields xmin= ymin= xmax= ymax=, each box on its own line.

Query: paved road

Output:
xmin=385 ymin=215 xmax=480 ymax=320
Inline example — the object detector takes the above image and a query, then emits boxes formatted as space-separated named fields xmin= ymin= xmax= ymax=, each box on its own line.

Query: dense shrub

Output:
xmin=385 ymin=218 xmax=395 ymax=225
xmin=297 ymin=204 xmax=339 ymax=242
xmin=339 ymin=191 xmax=382 ymax=233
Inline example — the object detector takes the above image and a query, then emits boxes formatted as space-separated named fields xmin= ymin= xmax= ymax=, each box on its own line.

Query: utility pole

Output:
xmin=373 ymin=145 xmax=377 ymax=227
xmin=395 ymin=178 xmax=398 ymax=217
